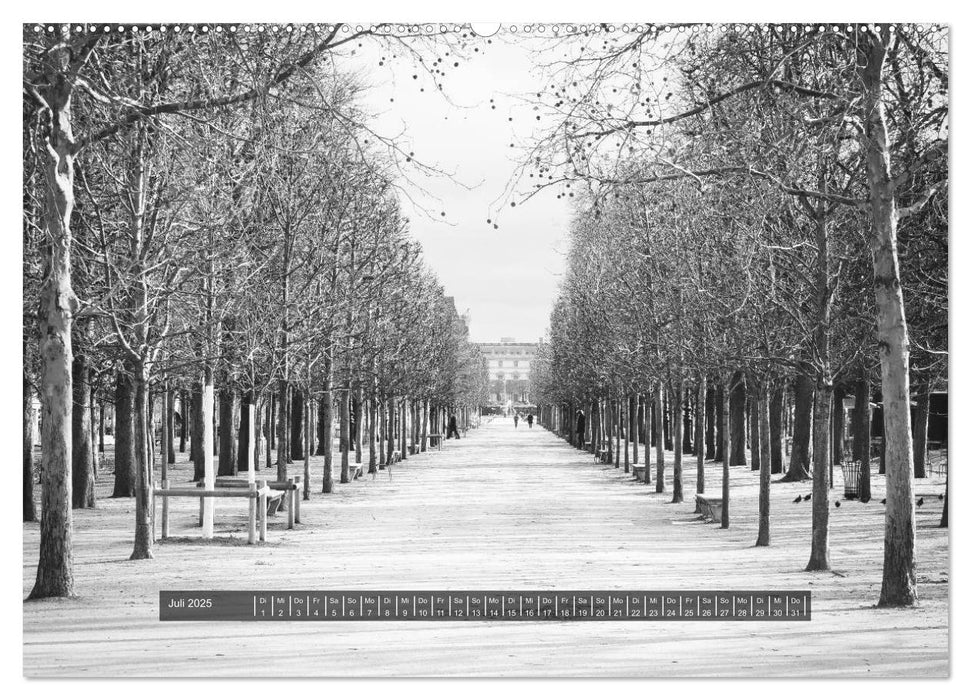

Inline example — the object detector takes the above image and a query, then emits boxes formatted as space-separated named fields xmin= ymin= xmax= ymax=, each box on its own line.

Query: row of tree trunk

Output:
xmin=24 ymin=367 xmax=482 ymax=518
xmin=536 ymin=368 xmax=946 ymax=553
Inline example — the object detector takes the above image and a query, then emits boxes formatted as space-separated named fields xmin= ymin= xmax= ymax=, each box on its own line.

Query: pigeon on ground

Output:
xmin=917 ymin=497 xmax=924 ymax=507
xmin=804 ymin=493 xmax=812 ymax=501
xmin=939 ymin=494 xmax=945 ymax=500
xmin=835 ymin=500 xmax=841 ymax=508
xmin=880 ymin=498 xmax=887 ymax=505
xmin=793 ymin=495 xmax=803 ymax=503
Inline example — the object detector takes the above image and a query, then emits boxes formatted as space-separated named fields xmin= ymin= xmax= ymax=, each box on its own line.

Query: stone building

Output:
xmin=476 ymin=337 xmax=539 ymax=409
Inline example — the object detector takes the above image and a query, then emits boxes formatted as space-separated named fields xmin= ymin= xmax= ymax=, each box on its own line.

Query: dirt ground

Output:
xmin=22 ymin=418 xmax=949 ymax=677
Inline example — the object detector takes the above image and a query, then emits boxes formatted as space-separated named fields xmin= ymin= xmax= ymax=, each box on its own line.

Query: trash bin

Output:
xmin=841 ymin=461 xmax=861 ymax=499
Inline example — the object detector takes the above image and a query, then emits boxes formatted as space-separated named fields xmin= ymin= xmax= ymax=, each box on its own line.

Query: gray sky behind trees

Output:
xmin=352 ymin=32 xmax=570 ymax=344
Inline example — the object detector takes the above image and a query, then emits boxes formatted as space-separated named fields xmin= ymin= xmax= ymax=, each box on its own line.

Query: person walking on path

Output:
xmin=576 ymin=410 xmax=586 ymax=449
xmin=447 ymin=414 xmax=461 ymax=439
xmin=513 ymin=413 xmax=520 ymax=428
xmin=526 ymin=414 xmax=534 ymax=428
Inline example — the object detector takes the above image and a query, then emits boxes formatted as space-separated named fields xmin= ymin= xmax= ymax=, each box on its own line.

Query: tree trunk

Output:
xmin=769 ymin=385 xmax=783 ymax=475
xmin=386 ymin=399 xmax=396 ymax=465
xmin=420 ymin=399 xmax=428 ymax=452
xmin=671 ymin=380 xmax=684 ymax=503
xmin=756 ymin=381 xmax=772 ymax=546
xmin=159 ymin=388 xmax=167 ymax=483
xmin=683 ymin=393 xmax=693 ymax=455
xmin=354 ymin=386 xmax=364 ymax=464
xmin=399 ymin=398 xmax=408 ymax=459
xmin=290 ymin=388 xmax=304 ymax=462
xmin=654 ymin=385 xmax=665 ymax=492
xmin=642 ymin=397 xmax=651 ymax=484
xmin=212 ymin=394 xmax=219 ymax=458
xmin=729 ymin=373 xmax=746 ymax=466
xmin=695 ymin=378 xmax=705 ymax=494
xmin=879 ymin=412 xmax=887 ymax=476
xmin=113 ymin=371 xmax=136 ymax=497
xmin=379 ymin=399 xmax=386 ymax=466
xmin=663 ymin=391 xmax=673 ymax=452
xmin=720 ymin=375 xmax=731 ymax=529
xmin=200 ymin=370 xmax=216 ymax=539
xmin=713 ymin=383 xmax=724 ymax=463
xmin=191 ymin=382 xmax=204 ymax=480
xmin=618 ymin=396 xmax=632 ymax=474
xmin=340 ymin=386 xmax=351 ymax=484
xmin=71 ymin=354 xmax=95 ymax=508
xmin=368 ymin=397 xmax=378 ymax=474
xmin=265 ymin=397 xmax=274 ymax=471
xmin=749 ymin=393 xmax=760 ymax=472
xmin=410 ymin=399 xmax=419 ymax=454
xmin=782 ymin=371 xmax=813 ymax=481
xmin=254 ymin=401 xmax=263 ymax=474
xmin=178 ymin=389 xmax=187 ymax=453
xmin=316 ymin=391 xmax=328 ymax=455
xmin=859 ymin=29 xmax=918 ymax=608
xmin=237 ymin=390 xmax=252 ymax=473
xmin=163 ymin=386 xmax=174 ymax=464
xmin=806 ymin=380 xmax=832 ymax=571
xmin=303 ymin=394 xmax=311 ymax=500
xmin=851 ymin=380 xmax=863 ymax=463
xmin=856 ymin=378 xmax=873 ymax=503
xmin=321 ymin=358 xmax=334 ymax=493
xmin=269 ymin=392 xmax=277 ymax=451
xmin=91 ymin=394 xmax=100 ymax=482
xmin=98 ymin=397 xmax=106 ymax=455
xmin=832 ymin=385 xmax=846 ymax=467
xmin=148 ymin=388 xmax=155 ymax=477
xmin=614 ymin=400 xmax=621 ymax=469
xmin=276 ymin=379 xmax=289 ymax=482
xmin=29 ymin=48 xmax=78 ymax=598
xmin=130 ymin=365 xmax=154 ymax=559
xmin=807 ymin=205 xmax=834 ymax=571
xmin=218 ymin=387 xmax=237 ymax=477
xmin=24 ymin=370 xmax=37 ymax=522
xmin=940 ymin=472 xmax=948 ymax=528
xmin=704 ymin=380 xmax=716 ymax=459
xmin=912 ymin=375 xmax=930 ymax=479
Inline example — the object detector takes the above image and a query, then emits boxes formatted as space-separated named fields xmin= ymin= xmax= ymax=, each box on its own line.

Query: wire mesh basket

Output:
xmin=841 ymin=460 xmax=862 ymax=499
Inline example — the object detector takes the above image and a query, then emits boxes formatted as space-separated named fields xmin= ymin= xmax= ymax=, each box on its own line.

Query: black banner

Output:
xmin=159 ymin=590 xmax=811 ymax=621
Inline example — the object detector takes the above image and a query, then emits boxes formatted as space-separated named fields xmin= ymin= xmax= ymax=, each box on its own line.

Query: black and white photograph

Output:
xmin=16 ymin=6 xmax=958 ymax=686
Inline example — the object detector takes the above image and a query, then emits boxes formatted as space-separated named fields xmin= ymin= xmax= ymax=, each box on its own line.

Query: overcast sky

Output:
xmin=350 ymin=31 xmax=571 ymax=344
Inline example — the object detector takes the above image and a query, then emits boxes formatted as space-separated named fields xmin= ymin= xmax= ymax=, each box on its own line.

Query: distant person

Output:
xmin=513 ymin=414 xmax=520 ymax=428
xmin=576 ymin=410 xmax=586 ymax=449
xmin=526 ymin=414 xmax=534 ymax=428
xmin=447 ymin=414 xmax=460 ymax=439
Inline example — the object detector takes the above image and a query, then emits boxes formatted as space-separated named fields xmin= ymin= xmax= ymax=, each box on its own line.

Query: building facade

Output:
xmin=476 ymin=337 xmax=539 ymax=408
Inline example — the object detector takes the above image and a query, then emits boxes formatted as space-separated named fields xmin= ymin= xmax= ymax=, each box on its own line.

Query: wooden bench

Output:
xmin=153 ymin=478 xmax=290 ymax=544
xmin=695 ymin=494 xmax=723 ymax=523
xmin=429 ymin=434 xmax=444 ymax=451
xmin=351 ymin=463 xmax=364 ymax=480
xmin=596 ymin=448 xmax=611 ymax=464
xmin=408 ymin=445 xmax=420 ymax=456
xmin=391 ymin=450 xmax=402 ymax=464
xmin=633 ymin=465 xmax=646 ymax=482
xmin=196 ymin=475 xmax=302 ymax=530
xmin=370 ymin=460 xmax=393 ymax=481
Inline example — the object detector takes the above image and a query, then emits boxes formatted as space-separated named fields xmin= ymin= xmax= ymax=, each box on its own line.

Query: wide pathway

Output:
xmin=23 ymin=418 xmax=948 ymax=676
